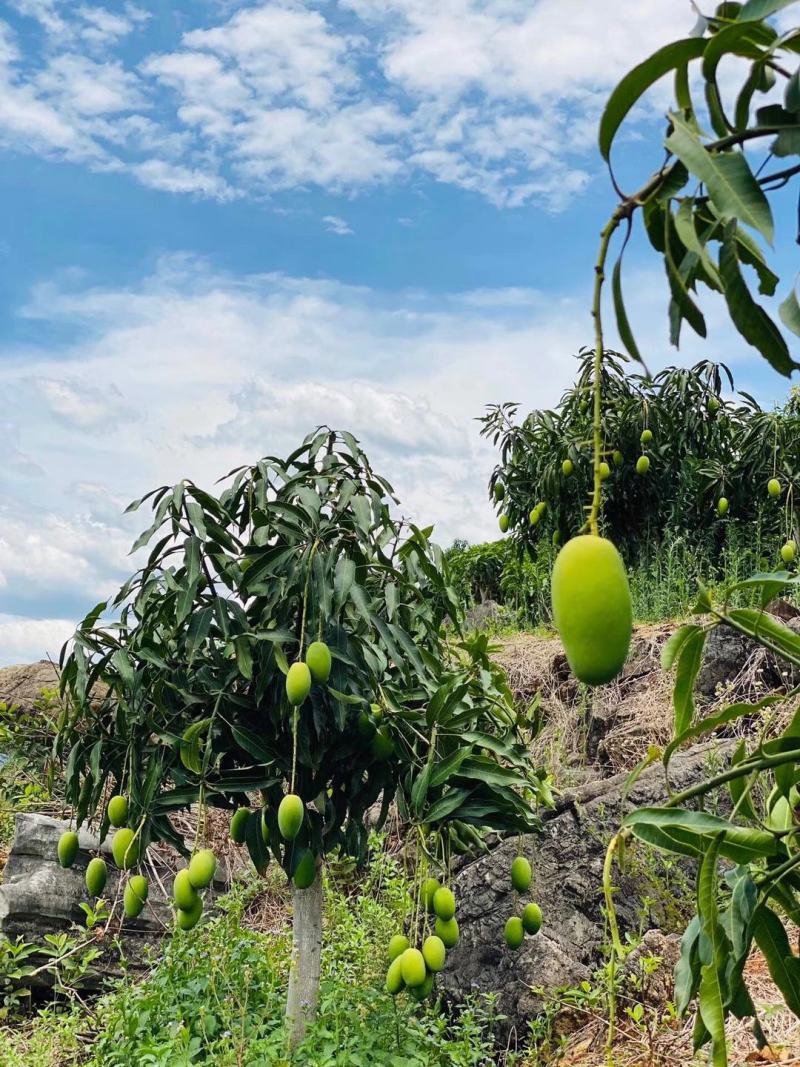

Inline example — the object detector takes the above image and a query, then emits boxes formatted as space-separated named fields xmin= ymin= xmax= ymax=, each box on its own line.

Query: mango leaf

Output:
xmin=697 ymin=837 xmax=730 ymax=1066
xmin=244 ymin=808 xmax=270 ymax=876
xmin=665 ymin=114 xmax=774 ymax=244
xmin=672 ymin=627 xmax=707 ymax=736
xmin=179 ymin=717 xmax=212 ymax=774
xmin=662 ymin=623 xmax=704 ymax=671
xmin=623 ymin=808 xmax=778 ymax=864
xmin=599 ymin=39 xmax=706 ymax=160
xmin=753 ymin=906 xmax=800 ymax=1017
xmin=425 ymin=787 xmax=473 ymax=823
xmin=612 ymin=244 xmax=645 ymax=367
xmin=779 ymin=285 xmax=800 ymax=337
xmin=719 ymin=232 xmax=796 ymax=376
xmin=741 ymin=0 xmax=797 ymax=18
xmin=664 ymin=696 xmax=780 ymax=768
xmin=675 ymin=915 xmax=703 ymax=1015
xmin=724 ymin=607 xmax=800 ymax=666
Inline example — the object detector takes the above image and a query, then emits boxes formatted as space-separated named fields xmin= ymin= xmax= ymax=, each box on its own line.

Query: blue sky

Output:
xmin=0 ymin=0 xmax=798 ymax=665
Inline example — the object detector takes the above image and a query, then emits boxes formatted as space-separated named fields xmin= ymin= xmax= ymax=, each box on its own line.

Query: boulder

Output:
xmin=441 ymin=740 xmax=733 ymax=1035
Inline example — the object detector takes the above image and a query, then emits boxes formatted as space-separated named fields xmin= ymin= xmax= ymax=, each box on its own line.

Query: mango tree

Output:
xmin=55 ymin=429 xmax=546 ymax=1047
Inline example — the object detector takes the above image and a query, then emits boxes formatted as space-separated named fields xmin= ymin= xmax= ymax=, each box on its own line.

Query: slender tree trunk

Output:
xmin=285 ymin=867 xmax=323 ymax=1049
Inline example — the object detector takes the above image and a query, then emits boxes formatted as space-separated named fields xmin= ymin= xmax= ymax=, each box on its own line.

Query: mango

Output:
xmin=493 ymin=483 xmax=505 ymax=501
xmin=640 ymin=429 xmax=652 ymax=444
xmin=498 ymin=514 xmax=509 ymax=533
xmin=433 ymin=886 xmax=455 ymax=921
xmin=111 ymin=828 xmax=140 ymax=869
xmin=768 ymin=478 xmax=781 ymax=498
xmin=230 ymin=807 xmax=250 ymax=844
xmin=85 ymin=857 xmax=107 ymax=895
xmin=562 ymin=459 xmax=573 ymax=476
xmin=435 ymin=917 xmax=459 ymax=948
xmin=286 ymin=662 xmax=312 ymax=706
xmin=636 ymin=455 xmax=650 ymax=475
xmin=176 ymin=895 xmax=203 ymax=931
xmin=400 ymin=948 xmax=427 ymax=988
xmin=124 ymin=875 xmax=149 ymax=918
xmin=551 ymin=535 xmax=632 ymax=686
xmin=522 ymin=902 xmax=542 ymax=935
xmin=57 ymin=831 xmax=79 ymax=869
xmin=173 ymin=869 xmax=198 ymax=911
xmin=422 ymin=877 xmax=440 ymax=912
xmin=371 ymin=727 xmax=394 ymax=761
xmin=781 ymin=540 xmax=797 ymax=564
xmin=188 ymin=848 xmax=216 ymax=889
xmin=718 ymin=497 xmax=729 ymax=516
xmin=511 ymin=856 xmax=532 ymax=893
xmin=598 ymin=462 xmax=610 ymax=481
xmin=505 ymin=916 xmax=524 ymax=949
xmin=107 ymin=795 xmax=129 ymax=828
xmin=409 ymin=972 xmax=435 ymax=1001
xmin=422 ymin=935 xmax=446 ymax=972
xmin=305 ymin=641 xmax=332 ymax=684
xmin=613 ymin=450 xmax=623 ymax=467
xmin=278 ymin=794 xmax=304 ymax=840
xmin=386 ymin=955 xmax=405 ymax=995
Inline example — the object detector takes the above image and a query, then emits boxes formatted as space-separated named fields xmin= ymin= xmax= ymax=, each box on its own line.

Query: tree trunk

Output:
xmin=285 ymin=867 xmax=323 ymax=1049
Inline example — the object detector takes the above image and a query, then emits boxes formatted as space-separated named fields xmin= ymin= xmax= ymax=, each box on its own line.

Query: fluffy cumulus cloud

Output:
xmin=0 ymin=253 xmax=759 ymax=666
xmin=0 ymin=0 xmax=705 ymax=208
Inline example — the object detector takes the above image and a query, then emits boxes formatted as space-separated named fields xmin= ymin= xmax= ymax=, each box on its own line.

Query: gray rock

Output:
xmin=441 ymin=740 xmax=733 ymax=1035
xmin=0 ymin=813 xmax=225 ymax=992
xmin=0 ymin=661 xmax=62 ymax=713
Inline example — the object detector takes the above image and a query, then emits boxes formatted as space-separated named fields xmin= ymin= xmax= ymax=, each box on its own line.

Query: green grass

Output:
xmin=1 ymin=847 xmax=511 ymax=1067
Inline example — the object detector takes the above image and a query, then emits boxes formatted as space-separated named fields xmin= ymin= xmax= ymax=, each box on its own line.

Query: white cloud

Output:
xmin=0 ymin=614 xmax=75 ymax=667
xmin=1 ymin=253 xmax=787 ymax=660
xmin=0 ymin=1 xmax=718 ymax=207
xmin=323 ymin=214 xmax=354 ymax=235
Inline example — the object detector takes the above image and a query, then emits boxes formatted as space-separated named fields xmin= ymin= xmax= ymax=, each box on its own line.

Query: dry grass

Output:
xmin=528 ymin=944 xmax=800 ymax=1067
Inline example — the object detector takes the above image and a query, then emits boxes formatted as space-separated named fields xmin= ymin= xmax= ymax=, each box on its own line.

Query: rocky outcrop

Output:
xmin=0 ymin=661 xmax=61 ymax=711
xmin=441 ymin=740 xmax=733 ymax=1037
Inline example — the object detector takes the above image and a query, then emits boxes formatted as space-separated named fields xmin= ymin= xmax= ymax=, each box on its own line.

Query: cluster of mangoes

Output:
xmin=503 ymin=856 xmax=542 ymax=950
xmin=171 ymin=849 xmax=217 ymax=930
xmin=385 ymin=878 xmax=459 ymax=1002
xmin=58 ymin=793 xmax=221 ymax=928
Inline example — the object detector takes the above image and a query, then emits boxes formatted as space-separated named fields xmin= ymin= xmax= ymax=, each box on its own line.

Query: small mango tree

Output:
xmin=55 ymin=429 xmax=546 ymax=1046
xmin=539 ymin=3 xmax=800 ymax=1064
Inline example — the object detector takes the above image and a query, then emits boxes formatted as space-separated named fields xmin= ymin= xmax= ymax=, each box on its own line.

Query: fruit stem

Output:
xmin=589 ymin=214 xmax=622 ymax=536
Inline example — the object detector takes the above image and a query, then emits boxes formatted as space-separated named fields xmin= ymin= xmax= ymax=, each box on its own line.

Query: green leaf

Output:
xmin=753 ymin=906 xmax=800 ymax=1017
xmin=724 ymin=606 xmax=800 ymax=666
xmin=719 ymin=231 xmax=796 ymax=376
xmin=740 ymin=0 xmax=797 ymax=19
xmin=623 ymin=808 xmax=778 ymax=864
xmin=675 ymin=915 xmax=702 ymax=1015
xmin=599 ymin=39 xmax=706 ymax=160
xmin=244 ymin=809 xmax=271 ymax=875
xmin=697 ymin=837 xmax=729 ymax=1066
xmin=425 ymin=787 xmax=473 ymax=823
xmin=665 ymin=114 xmax=774 ymax=244
xmin=779 ymin=284 xmax=800 ymax=337
xmin=334 ymin=557 xmax=356 ymax=609
xmin=672 ymin=627 xmax=706 ymax=736
xmin=612 ymin=249 xmax=645 ymax=366
xmin=662 ymin=623 xmax=703 ymax=671
xmin=111 ymin=648 xmax=135 ymax=691
xmin=664 ymin=696 xmax=780 ymax=768
xmin=179 ymin=717 xmax=212 ymax=774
